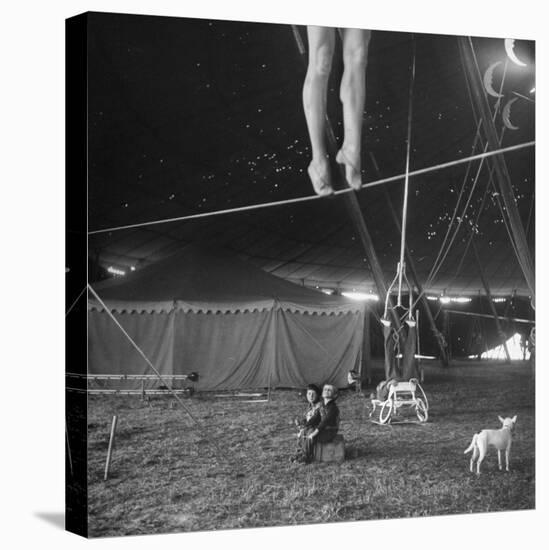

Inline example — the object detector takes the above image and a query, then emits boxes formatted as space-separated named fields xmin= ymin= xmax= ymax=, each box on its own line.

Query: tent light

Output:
xmin=107 ymin=266 xmax=126 ymax=276
xmin=397 ymin=354 xmax=436 ymax=359
xmin=426 ymin=295 xmax=473 ymax=303
xmin=452 ymin=297 xmax=472 ymax=303
xmin=342 ymin=291 xmax=379 ymax=301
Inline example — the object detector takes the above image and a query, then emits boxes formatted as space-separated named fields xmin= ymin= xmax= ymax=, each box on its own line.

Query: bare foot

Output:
xmin=307 ymin=159 xmax=334 ymax=196
xmin=336 ymin=148 xmax=362 ymax=190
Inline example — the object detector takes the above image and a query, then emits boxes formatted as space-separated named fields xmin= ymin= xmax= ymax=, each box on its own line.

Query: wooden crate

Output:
xmin=313 ymin=434 xmax=345 ymax=463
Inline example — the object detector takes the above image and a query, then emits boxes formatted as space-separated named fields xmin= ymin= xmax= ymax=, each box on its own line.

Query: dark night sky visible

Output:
xmin=85 ymin=12 xmax=535 ymax=297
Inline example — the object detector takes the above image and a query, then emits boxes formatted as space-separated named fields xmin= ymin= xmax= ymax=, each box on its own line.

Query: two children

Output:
xmin=293 ymin=383 xmax=340 ymax=463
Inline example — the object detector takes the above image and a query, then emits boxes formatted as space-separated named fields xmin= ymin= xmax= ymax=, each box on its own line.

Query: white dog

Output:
xmin=464 ymin=415 xmax=517 ymax=474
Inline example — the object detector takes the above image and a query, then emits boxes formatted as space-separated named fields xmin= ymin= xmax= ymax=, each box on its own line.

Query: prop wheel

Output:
xmin=416 ymin=382 xmax=429 ymax=411
xmin=379 ymin=400 xmax=393 ymax=424
xmin=416 ymin=398 xmax=428 ymax=422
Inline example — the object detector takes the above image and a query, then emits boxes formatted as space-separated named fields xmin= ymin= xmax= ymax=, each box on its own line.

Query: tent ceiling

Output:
xmin=86 ymin=13 xmax=535 ymax=297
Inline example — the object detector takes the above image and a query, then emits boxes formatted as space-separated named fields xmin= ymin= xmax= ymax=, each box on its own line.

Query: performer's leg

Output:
xmin=303 ymin=26 xmax=336 ymax=196
xmin=337 ymin=28 xmax=371 ymax=190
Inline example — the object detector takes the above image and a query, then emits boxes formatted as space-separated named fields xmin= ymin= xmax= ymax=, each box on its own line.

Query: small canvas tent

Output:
xmin=88 ymin=245 xmax=365 ymax=390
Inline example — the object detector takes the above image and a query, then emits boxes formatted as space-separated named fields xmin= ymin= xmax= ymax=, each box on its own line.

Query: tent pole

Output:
xmin=470 ymin=238 xmax=512 ymax=362
xmin=416 ymin=309 xmax=424 ymax=382
xmin=458 ymin=36 xmax=535 ymax=303
xmin=338 ymin=182 xmax=402 ymax=333
xmin=443 ymin=310 xmax=452 ymax=363
xmin=104 ymin=415 xmax=118 ymax=481
xmin=361 ymin=305 xmax=371 ymax=386
xmin=267 ymin=305 xmax=277 ymax=402
xmin=444 ymin=309 xmax=534 ymax=325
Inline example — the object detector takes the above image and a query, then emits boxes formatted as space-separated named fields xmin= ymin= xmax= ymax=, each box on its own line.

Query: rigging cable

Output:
xmin=397 ymin=37 xmax=416 ymax=308
xmin=87 ymin=284 xmax=224 ymax=455
xmin=424 ymin=57 xmax=510 ymax=291
xmin=88 ymin=147 xmax=535 ymax=233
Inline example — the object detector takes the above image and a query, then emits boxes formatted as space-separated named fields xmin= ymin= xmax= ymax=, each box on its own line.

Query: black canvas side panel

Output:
xmin=65 ymin=12 xmax=89 ymax=539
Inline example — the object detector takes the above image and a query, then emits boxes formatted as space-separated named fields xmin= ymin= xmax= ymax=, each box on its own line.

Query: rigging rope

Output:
xmin=382 ymin=37 xmax=417 ymax=345
xmin=424 ymin=140 xmax=495 ymax=292
xmin=411 ymin=57 xmax=524 ymax=310
xmin=65 ymin=285 xmax=88 ymax=317
xmin=463 ymin=37 xmax=535 ymax=300
xmin=459 ymin=54 xmax=524 ymax=270
xmin=445 ymin=173 xmax=493 ymax=294
xmin=424 ymin=57 xmax=510 ymax=291
xmin=397 ymin=37 xmax=416 ymax=307
xmin=424 ymin=118 xmax=483 ymax=284
xmin=87 ymin=284 xmax=224 ymax=455
xmin=88 ymin=143 xmax=534 ymax=235
xmin=454 ymin=49 xmax=527 ymax=293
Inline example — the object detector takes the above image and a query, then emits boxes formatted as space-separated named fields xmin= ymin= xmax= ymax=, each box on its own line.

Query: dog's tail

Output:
xmin=464 ymin=433 xmax=478 ymax=454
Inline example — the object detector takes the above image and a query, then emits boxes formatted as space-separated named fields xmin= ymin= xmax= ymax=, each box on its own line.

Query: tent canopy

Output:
xmin=88 ymin=245 xmax=365 ymax=390
xmin=90 ymin=244 xmax=365 ymax=314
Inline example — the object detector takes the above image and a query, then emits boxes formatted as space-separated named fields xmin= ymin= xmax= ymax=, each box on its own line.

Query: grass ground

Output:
xmin=85 ymin=360 xmax=535 ymax=537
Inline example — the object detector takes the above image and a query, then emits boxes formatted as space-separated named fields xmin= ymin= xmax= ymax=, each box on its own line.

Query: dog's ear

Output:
xmin=512 ymin=415 xmax=517 ymax=423
xmin=498 ymin=415 xmax=504 ymax=424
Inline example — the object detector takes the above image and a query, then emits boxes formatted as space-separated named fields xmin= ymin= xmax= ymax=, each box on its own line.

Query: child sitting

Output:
xmin=292 ymin=384 xmax=322 ymax=463
xmin=306 ymin=384 xmax=340 ymax=445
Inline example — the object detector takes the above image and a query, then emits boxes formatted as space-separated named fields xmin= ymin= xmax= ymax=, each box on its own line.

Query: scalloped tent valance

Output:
xmin=87 ymin=298 xmax=364 ymax=315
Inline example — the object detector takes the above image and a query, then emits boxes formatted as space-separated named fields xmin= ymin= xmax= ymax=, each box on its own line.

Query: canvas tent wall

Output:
xmin=87 ymin=245 xmax=365 ymax=390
